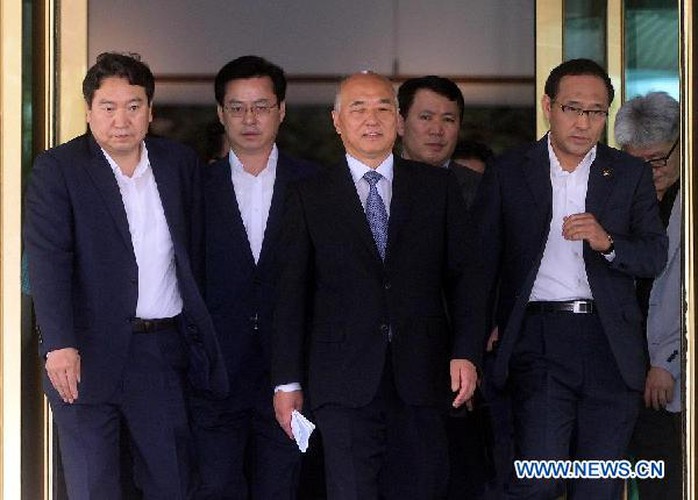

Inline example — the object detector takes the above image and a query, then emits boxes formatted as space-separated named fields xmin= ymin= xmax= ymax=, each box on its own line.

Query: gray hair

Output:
xmin=614 ymin=91 xmax=680 ymax=148
xmin=333 ymin=71 xmax=399 ymax=112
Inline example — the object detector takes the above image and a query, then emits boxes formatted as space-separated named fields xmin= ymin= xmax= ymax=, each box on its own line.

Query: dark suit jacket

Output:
xmin=448 ymin=160 xmax=482 ymax=209
xmin=471 ymin=137 xmax=667 ymax=391
xmin=203 ymin=151 xmax=318 ymax=405
xmin=24 ymin=134 xmax=228 ymax=404
xmin=271 ymin=157 xmax=483 ymax=410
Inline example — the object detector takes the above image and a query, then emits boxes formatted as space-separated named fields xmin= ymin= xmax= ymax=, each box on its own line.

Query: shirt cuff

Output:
xmin=274 ymin=382 xmax=302 ymax=393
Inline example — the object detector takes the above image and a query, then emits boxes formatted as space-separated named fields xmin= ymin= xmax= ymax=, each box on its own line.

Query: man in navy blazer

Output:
xmin=470 ymin=59 xmax=667 ymax=499
xmin=272 ymin=72 xmax=482 ymax=500
xmin=190 ymin=56 xmax=318 ymax=500
xmin=24 ymin=53 xmax=227 ymax=500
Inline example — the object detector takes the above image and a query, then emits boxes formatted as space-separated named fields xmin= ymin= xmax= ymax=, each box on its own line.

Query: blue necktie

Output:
xmin=363 ymin=170 xmax=388 ymax=260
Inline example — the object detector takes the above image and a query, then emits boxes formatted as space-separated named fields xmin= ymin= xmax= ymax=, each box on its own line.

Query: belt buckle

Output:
xmin=572 ymin=301 xmax=584 ymax=314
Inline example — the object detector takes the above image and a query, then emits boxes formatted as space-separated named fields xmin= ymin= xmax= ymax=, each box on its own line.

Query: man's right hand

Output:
xmin=45 ymin=347 xmax=80 ymax=403
xmin=273 ymin=390 xmax=303 ymax=440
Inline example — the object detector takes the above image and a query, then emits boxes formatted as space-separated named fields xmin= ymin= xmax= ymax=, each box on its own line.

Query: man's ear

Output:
xmin=541 ymin=94 xmax=553 ymax=122
xmin=397 ymin=114 xmax=406 ymax=137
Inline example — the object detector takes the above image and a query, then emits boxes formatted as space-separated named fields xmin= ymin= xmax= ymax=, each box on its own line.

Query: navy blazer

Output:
xmin=24 ymin=134 xmax=228 ymax=403
xmin=271 ymin=157 xmax=482 ymax=410
xmin=203 ymin=151 xmax=318 ymax=401
xmin=471 ymin=137 xmax=668 ymax=391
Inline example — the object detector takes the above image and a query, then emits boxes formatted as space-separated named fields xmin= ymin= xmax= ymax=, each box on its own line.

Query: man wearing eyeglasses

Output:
xmin=469 ymin=59 xmax=667 ymax=498
xmin=189 ymin=55 xmax=318 ymax=499
xmin=615 ymin=91 xmax=682 ymax=500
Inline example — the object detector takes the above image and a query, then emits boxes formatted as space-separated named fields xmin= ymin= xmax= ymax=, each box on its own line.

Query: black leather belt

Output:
xmin=132 ymin=315 xmax=180 ymax=333
xmin=527 ymin=300 xmax=595 ymax=314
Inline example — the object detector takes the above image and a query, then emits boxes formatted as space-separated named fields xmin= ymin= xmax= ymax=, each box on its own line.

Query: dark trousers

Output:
xmin=629 ymin=405 xmax=682 ymax=499
xmin=314 ymin=353 xmax=449 ymax=500
xmin=506 ymin=311 xmax=640 ymax=500
xmin=190 ymin=372 xmax=302 ymax=500
xmin=50 ymin=327 xmax=193 ymax=500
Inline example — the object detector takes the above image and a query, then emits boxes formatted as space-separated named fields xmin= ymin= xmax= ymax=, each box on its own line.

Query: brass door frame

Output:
xmin=1 ymin=0 xmax=25 ymax=494
xmin=0 ymin=0 xmax=86 ymax=498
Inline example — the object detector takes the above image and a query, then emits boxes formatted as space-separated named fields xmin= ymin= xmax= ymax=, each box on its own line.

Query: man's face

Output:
xmin=332 ymin=74 xmax=398 ymax=167
xmin=398 ymin=89 xmax=460 ymax=167
xmin=625 ymin=140 xmax=680 ymax=200
xmin=542 ymin=74 xmax=609 ymax=170
xmin=86 ymin=76 xmax=152 ymax=162
xmin=217 ymin=76 xmax=285 ymax=158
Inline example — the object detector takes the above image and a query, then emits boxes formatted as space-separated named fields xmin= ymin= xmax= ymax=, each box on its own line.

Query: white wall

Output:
xmin=88 ymin=0 xmax=535 ymax=105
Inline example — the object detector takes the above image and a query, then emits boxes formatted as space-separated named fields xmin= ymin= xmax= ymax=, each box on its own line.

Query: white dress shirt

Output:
xmin=229 ymin=145 xmax=278 ymax=263
xmin=529 ymin=135 xmax=595 ymax=301
xmin=104 ymin=143 xmax=183 ymax=319
xmin=275 ymin=153 xmax=394 ymax=394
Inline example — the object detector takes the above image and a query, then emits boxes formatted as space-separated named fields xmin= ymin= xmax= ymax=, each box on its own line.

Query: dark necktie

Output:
xmin=363 ymin=170 xmax=388 ymax=260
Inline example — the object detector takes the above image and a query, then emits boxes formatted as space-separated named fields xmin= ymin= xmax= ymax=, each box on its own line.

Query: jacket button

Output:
xmin=384 ymin=281 xmax=391 ymax=290
xmin=380 ymin=324 xmax=389 ymax=332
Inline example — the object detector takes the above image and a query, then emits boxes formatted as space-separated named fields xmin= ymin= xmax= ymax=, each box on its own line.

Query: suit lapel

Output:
xmin=331 ymin=160 xmax=383 ymax=264
xmin=585 ymin=144 xmax=616 ymax=217
xmin=83 ymin=136 xmax=133 ymax=250
xmin=386 ymin=158 xmax=412 ymax=263
xmin=522 ymin=138 xmax=553 ymax=220
xmin=257 ymin=153 xmax=291 ymax=269
xmin=148 ymin=140 xmax=187 ymax=254
xmin=207 ymin=158 xmax=256 ymax=268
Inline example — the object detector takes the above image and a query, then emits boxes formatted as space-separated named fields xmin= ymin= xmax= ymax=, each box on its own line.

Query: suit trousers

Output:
xmin=50 ymin=326 xmax=193 ymax=500
xmin=314 ymin=349 xmax=449 ymax=500
xmin=190 ymin=372 xmax=302 ymax=500
xmin=506 ymin=310 xmax=640 ymax=500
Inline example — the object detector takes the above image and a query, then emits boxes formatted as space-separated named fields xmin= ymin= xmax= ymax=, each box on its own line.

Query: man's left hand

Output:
xmin=644 ymin=366 xmax=675 ymax=410
xmin=450 ymin=359 xmax=477 ymax=409
xmin=562 ymin=213 xmax=612 ymax=252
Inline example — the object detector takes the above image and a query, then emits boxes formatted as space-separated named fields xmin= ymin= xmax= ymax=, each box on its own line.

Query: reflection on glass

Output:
xmin=624 ymin=0 xmax=679 ymax=99
xmin=563 ymin=0 xmax=607 ymax=65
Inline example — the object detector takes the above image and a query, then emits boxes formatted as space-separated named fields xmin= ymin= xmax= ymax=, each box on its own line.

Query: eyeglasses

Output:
xmin=557 ymin=103 xmax=609 ymax=121
xmin=223 ymin=101 xmax=278 ymax=118
xmin=645 ymin=139 xmax=679 ymax=168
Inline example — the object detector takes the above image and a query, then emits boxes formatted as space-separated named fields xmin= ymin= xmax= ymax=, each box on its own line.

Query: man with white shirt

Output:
xmin=190 ymin=55 xmax=318 ymax=500
xmin=470 ymin=59 xmax=667 ymax=499
xmin=24 ymin=52 xmax=227 ymax=500
xmin=271 ymin=71 xmax=482 ymax=499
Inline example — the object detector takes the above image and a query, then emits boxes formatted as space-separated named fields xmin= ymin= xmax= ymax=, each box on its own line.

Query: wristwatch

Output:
xmin=601 ymin=233 xmax=614 ymax=256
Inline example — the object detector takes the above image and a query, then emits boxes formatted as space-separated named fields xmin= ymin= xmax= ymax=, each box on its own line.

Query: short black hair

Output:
xmin=544 ymin=58 xmax=614 ymax=104
xmin=82 ymin=52 xmax=155 ymax=107
xmin=214 ymin=55 xmax=287 ymax=106
xmin=397 ymin=76 xmax=465 ymax=123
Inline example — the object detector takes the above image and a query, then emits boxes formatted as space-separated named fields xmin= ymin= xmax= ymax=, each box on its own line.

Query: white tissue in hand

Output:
xmin=291 ymin=410 xmax=316 ymax=453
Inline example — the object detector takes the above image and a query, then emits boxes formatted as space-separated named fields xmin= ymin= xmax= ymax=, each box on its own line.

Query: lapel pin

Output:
xmin=602 ymin=167 xmax=613 ymax=178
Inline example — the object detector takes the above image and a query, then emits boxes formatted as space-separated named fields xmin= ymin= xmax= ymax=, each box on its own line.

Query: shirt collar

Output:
xmin=346 ymin=153 xmax=394 ymax=184
xmin=103 ymin=142 xmax=150 ymax=179
xmin=546 ymin=132 xmax=596 ymax=176
xmin=228 ymin=144 xmax=279 ymax=177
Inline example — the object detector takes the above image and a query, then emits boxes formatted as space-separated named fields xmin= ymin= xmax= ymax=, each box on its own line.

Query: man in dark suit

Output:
xmin=397 ymin=75 xmax=481 ymax=208
xmin=470 ymin=59 xmax=667 ymax=499
xmin=190 ymin=55 xmax=318 ymax=500
xmin=398 ymin=75 xmax=493 ymax=498
xmin=271 ymin=71 xmax=482 ymax=500
xmin=24 ymin=52 xmax=227 ymax=499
